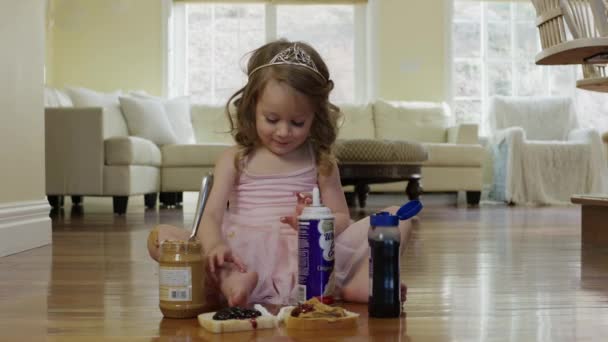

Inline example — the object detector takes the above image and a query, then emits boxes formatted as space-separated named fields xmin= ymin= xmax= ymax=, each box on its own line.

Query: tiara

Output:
xmin=248 ymin=43 xmax=326 ymax=81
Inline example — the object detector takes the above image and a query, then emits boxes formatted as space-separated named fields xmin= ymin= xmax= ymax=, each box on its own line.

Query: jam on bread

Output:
xmin=212 ymin=307 xmax=261 ymax=320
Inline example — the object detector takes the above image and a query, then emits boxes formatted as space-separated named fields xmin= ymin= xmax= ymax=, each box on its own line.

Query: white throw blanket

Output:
xmin=488 ymin=96 xmax=608 ymax=205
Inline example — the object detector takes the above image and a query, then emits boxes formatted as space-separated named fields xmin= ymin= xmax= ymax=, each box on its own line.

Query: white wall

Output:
xmin=0 ymin=0 xmax=52 ymax=256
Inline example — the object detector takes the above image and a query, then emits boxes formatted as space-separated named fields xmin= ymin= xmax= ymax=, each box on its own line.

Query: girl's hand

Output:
xmin=207 ymin=243 xmax=246 ymax=274
xmin=280 ymin=192 xmax=312 ymax=230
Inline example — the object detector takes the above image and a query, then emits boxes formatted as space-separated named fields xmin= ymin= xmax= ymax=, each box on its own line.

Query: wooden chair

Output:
xmin=531 ymin=0 xmax=608 ymax=65
xmin=577 ymin=63 xmax=608 ymax=91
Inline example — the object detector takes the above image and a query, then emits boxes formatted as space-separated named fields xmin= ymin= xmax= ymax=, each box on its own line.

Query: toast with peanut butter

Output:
xmin=283 ymin=298 xmax=359 ymax=330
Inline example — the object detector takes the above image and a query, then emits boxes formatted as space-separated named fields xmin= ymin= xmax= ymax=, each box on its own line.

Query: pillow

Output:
xmin=119 ymin=96 xmax=179 ymax=146
xmin=130 ymin=92 xmax=195 ymax=144
xmin=56 ymin=89 xmax=73 ymax=107
xmin=336 ymin=103 xmax=375 ymax=140
xmin=44 ymin=87 xmax=60 ymax=107
xmin=44 ymin=87 xmax=73 ymax=108
xmin=373 ymin=99 xmax=452 ymax=143
xmin=65 ymin=86 xmax=128 ymax=138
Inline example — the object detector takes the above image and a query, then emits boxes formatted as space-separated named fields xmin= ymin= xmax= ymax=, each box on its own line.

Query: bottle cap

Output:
xmin=396 ymin=199 xmax=423 ymax=220
xmin=370 ymin=200 xmax=423 ymax=227
xmin=370 ymin=211 xmax=399 ymax=227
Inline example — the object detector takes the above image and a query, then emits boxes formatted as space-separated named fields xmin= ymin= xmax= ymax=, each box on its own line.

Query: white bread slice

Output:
xmin=198 ymin=312 xmax=278 ymax=333
xmin=283 ymin=307 xmax=359 ymax=330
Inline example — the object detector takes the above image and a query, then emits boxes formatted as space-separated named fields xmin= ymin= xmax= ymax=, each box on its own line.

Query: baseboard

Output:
xmin=0 ymin=200 xmax=51 ymax=257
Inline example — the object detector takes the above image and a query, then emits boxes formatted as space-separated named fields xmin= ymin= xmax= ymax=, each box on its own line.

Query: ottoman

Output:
xmin=335 ymin=139 xmax=428 ymax=208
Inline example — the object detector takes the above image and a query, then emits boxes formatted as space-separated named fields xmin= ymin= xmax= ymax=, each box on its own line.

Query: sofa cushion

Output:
xmin=161 ymin=143 xmax=232 ymax=167
xmin=337 ymin=103 xmax=375 ymax=140
xmin=119 ymin=96 xmax=179 ymax=145
xmin=421 ymin=143 xmax=483 ymax=167
xmin=373 ymin=100 xmax=452 ymax=143
xmin=65 ymin=86 xmax=128 ymax=139
xmin=190 ymin=105 xmax=234 ymax=144
xmin=105 ymin=136 xmax=161 ymax=166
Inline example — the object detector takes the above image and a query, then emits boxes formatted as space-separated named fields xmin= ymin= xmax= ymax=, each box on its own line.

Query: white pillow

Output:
xmin=119 ymin=96 xmax=179 ymax=146
xmin=56 ymin=89 xmax=73 ymax=107
xmin=130 ymin=92 xmax=195 ymax=144
xmin=65 ymin=86 xmax=128 ymax=138
xmin=44 ymin=87 xmax=60 ymax=107
xmin=44 ymin=87 xmax=73 ymax=108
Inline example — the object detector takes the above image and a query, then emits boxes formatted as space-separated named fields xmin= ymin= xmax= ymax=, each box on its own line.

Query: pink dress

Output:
xmin=221 ymin=147 xmax=370 ymax=305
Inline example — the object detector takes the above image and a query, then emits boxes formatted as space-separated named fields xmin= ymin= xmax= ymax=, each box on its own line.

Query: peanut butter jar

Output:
xmin=159 ymin=240 xmax=217 ymax=318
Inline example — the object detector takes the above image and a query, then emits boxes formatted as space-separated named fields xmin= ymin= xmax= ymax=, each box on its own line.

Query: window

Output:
xmin=451 ymin=1 xmax=577 ymax=135
xmin=169 ymin=2 xmax=365 ymax=105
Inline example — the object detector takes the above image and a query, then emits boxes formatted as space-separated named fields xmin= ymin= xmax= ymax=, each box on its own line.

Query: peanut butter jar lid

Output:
xmin=160 ymin=239 xmax=202 ymax=254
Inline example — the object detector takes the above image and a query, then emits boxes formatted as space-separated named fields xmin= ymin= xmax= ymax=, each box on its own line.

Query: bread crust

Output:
xmin=198 ymin=312 xmax=277 ymax=333
xmin=284 ymin=308 xmax=359 ymax=330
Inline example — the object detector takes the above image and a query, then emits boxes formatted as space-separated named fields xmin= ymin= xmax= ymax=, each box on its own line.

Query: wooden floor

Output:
xmin=1 ymin=193 xmax=608 ymax=341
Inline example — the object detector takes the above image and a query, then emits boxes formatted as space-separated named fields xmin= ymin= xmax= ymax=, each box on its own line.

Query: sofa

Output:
xmin=45 ymin=88 xmax=484 ymax=213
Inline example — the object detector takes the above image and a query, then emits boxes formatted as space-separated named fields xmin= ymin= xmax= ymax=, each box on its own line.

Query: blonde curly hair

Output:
xmin=225 ymin=39 xmax=341 ymax=176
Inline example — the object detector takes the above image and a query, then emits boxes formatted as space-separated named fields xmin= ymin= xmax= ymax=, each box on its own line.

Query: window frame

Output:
xmin=162 ymin=1 xmax=368 ymax=104
xmin=448 ymin=0 xmax=578 ymax=136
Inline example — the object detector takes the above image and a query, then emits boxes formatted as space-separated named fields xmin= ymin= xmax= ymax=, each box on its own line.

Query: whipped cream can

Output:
xmin=296 ymin=187 xmax=335 ymax=304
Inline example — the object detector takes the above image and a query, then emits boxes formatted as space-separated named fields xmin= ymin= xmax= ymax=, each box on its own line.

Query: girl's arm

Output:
xmin=196 ymin=146 xmax=239 ymax=254
xmin=318 ymin=160 xmax=351 ymax=236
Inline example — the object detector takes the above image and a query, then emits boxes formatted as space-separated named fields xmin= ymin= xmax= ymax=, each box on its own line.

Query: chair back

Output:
xmin=488 ymin=96 xmax=578 ymax=141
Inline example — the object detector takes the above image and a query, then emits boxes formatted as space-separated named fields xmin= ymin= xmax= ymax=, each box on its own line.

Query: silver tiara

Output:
xmin=248 ymin=43 xmax=326 ymax=81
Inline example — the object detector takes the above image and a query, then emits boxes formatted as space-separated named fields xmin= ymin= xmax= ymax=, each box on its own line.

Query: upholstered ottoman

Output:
xmin=334 ymin=139 xmax=428 ymax=208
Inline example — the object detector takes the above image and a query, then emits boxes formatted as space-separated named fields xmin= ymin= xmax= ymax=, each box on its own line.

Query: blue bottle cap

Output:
xmin=396 ymin=200 xmax=423 ymax=220
xmin=370 ymin=211 xmax=399 ymax=227
xmin=370 ymin=200 xmax=423 ymax=227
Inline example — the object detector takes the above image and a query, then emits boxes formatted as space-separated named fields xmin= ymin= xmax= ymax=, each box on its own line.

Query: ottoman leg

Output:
xmin=344 ymin=192 xmax=357 ymax=208
xmin=355 ymin=183 xmax=370 ymax=208
xmin=406 ymin=176 xmax=422 ymax=201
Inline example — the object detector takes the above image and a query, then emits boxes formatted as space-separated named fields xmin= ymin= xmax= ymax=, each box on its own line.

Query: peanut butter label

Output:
xmin=159 ymin=266 xmax=192 ymax=301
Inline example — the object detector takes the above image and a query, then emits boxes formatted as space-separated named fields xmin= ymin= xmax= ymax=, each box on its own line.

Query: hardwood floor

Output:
xmin=1 ymin=193 xmax=607 ymax=341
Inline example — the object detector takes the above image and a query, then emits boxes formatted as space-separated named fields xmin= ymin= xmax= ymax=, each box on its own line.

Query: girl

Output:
xmin=148 ymin=39 xmax=413 ymax=307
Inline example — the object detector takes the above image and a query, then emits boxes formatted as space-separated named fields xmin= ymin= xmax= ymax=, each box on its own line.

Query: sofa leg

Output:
xmin=406 ymin=176 xmax=423 ymax=201
xmin=354 ymin=183 xmax=370 ymax=209
xmin=71 ymin=196 xmax=83 ymax=206
xmin=160 ymin=192 xmax=182 ymax=207
xmin=160 ymin=192 xmax=176 ymax=207
xmin=144 ymin=193 xmax=157 ymax=209
xmin=113 ymin=196 xmax=128 ymax=215
xmin=47 ymin=195 xmax=64 ymax=210
xmin=466 ymin=191 xmax=481 ymax=206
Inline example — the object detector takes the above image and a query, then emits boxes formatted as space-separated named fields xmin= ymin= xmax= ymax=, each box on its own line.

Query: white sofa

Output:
xmin=45 ymin=97 xmax=484 ymax=213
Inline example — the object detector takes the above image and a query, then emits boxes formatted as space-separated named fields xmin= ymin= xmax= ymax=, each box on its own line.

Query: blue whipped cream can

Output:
xmin=297 ymin=186 xmax=335 ymax=304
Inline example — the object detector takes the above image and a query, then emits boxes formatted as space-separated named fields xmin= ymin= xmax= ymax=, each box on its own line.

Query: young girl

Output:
xmin=148 ymin=39 xmax=413 ymax=307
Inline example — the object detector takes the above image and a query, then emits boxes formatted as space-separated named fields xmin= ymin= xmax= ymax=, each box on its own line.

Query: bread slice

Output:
xmin=283 ymin=307 xmax=359 ymax=330
xmin=198 ymin=312 xmax=277 ymax=333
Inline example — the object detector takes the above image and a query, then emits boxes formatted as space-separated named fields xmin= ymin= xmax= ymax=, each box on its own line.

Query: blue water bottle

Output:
xmin=368 ymin=200 xmax=422 ymax=318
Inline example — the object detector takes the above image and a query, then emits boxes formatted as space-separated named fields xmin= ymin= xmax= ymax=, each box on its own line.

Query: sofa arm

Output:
xmin=45 ymin=107 xmax=105 ymax=195
xmin=447 ymin=124 xmax=478 ymax=144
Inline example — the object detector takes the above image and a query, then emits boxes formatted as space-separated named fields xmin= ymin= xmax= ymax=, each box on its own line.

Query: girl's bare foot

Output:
xmin=219 ymin=266 xmax=258 ymax=307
